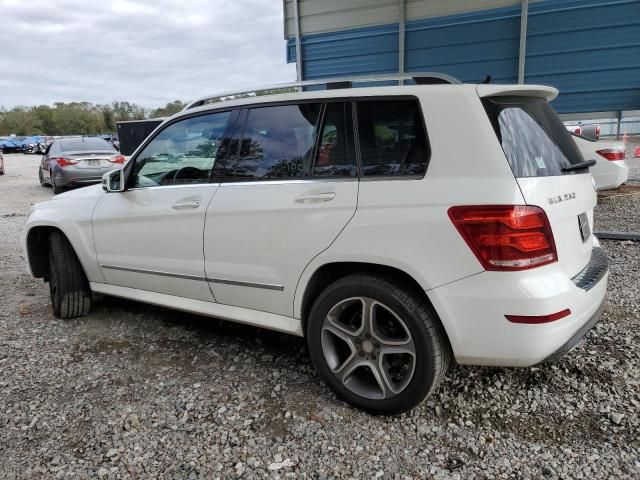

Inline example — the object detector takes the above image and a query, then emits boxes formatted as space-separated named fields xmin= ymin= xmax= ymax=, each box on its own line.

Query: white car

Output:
xmin=22 ymin=76 xmax=608 ymax=413
xmin=572 ymin=135 xmax=629 ymax=190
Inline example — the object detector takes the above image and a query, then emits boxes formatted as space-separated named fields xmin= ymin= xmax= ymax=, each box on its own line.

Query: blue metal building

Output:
xmin=284 ymin=0 xmax=640 ymax=114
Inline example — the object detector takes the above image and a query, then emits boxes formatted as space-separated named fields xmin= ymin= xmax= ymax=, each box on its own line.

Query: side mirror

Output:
xmin=102 ymin=169 xmax=125 ymax=192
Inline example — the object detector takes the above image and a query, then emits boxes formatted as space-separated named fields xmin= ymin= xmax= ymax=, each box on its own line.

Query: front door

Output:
xmin=92 ymin=110 xmax=233 ymax=301
xmin=204 ymin=102 xmax=359 ymax=316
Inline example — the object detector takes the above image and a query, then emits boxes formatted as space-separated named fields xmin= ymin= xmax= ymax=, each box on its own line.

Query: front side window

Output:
xmin=132 ymin=111 xmax=231 ymax=187
xmin=232 ymin=104 xmax=321 ymax=180
xmin=356 ymin=99 xmax=430 ymax=177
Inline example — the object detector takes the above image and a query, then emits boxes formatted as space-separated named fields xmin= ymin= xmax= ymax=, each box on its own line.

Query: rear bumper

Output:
xmin=539 ymin=298 xmax=604 ymax=364
xmin=53 ymin=165 xmax=117 ymax=187
xmin=428 ymin=247 xmax=608 ymax=367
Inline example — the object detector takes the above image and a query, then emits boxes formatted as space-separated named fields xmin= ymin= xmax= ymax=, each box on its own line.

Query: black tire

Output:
xmin=51 ymin=173 xmax=63 ymax=194
xmin=307 ymin=274 xmax=451 ymax=414
xmin=48 ymin=231 xmax=91 ymax=319
xmin=39 ymin=168 xmax=47 ymax=186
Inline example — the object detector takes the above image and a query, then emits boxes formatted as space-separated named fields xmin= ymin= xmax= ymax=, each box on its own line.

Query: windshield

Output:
xmin=483 ymin=96 xmax=586 ymax=177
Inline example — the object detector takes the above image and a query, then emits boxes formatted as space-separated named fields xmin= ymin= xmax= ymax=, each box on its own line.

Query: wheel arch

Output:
xmin=298 ymin=261 xmax=451 ymax=348
xmin=26 ymin=225 xmax=88 ymax=281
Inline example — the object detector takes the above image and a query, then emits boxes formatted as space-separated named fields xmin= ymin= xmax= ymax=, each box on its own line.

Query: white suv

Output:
xmin=22 ymin=75 xmax=608 ymax=413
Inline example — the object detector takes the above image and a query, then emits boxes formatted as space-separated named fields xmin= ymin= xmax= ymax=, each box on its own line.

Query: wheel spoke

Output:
xmin=360 ymin=297 xmax=375 ymax=335
xmin=368 ymin=360 xmax=394 ymax=399
xmin=378 ymin=342 xmax=416 ymax=357
xmin=322 ymin=323 xmax=357 ymax=348
xmin=334 ymin=353 xmax=365 ymax=384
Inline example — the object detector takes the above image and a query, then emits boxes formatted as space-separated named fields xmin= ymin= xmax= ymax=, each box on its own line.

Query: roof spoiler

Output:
xmin=476 ymin=84 xmax=559 ymax=102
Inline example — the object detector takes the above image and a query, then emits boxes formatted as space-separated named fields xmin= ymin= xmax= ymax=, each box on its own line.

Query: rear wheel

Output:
xmin=50 ymin=172 xmax=63 ymax=194
xmin=307 ymin=274 xmax=451 ymax=414
xmin=48 ymin=231 xmax=91 ymax=319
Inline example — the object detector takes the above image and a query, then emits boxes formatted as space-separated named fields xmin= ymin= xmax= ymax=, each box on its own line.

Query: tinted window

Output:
xmin=357 ymin=99 xmax=429 ymax=177
xmin=233 ymin=104 xmax=321 ymax=180
xmin=133 ymin=111 xmax=231 ymax=187
xmin=483 ymin=97 xmax=585 ymax=177
xmin=313 ymin=103 xmax=356 ymax=178
xmin=60 ymin=137 xmax=115 ymax=152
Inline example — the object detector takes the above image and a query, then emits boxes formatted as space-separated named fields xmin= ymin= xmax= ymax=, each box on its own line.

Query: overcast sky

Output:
xmin=0 ymin=0 xmax=296 ymax=109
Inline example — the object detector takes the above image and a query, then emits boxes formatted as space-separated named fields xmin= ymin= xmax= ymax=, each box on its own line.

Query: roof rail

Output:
xmin=184 ymin=71 xmax=461 ymax=110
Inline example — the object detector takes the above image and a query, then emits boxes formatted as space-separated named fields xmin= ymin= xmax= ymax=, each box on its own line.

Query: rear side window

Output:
xmin=313 ymin=102 xmax=357 ymax=178
xmin=483 ymin=97 xmax=586 ymax=177
xmin=356 ymin=99 xmax=429 ymax=177
xmin=234 ymin=104 xmax=321 ymax=179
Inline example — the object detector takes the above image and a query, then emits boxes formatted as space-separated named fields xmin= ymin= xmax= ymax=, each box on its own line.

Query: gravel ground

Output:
xmin=1 ymin=153 xmax=639 ymax=479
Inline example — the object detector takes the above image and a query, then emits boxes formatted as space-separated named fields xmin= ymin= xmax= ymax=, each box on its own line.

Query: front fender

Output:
xmin=23 ymin=195 xmax=105 ymax=283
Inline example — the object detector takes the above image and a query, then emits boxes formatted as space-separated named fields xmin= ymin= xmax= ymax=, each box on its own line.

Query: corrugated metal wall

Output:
xmin=285 ymin=0 xmax=640 ymax=114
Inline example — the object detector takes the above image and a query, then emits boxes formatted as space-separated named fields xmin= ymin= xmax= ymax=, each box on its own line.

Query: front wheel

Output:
xmin=48 ymin=231 xmax=91 ymax=319
xmin=307 ymin=274 xmax=451 ymax=414
xmin=39 ymin=168 xmax=48 ymax=186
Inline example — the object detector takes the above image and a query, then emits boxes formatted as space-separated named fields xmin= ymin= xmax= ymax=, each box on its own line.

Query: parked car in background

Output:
xmin=0 ymin=136 xmax=25 ymax=153
xmin=20 ymin=135 xmax=44 ymax=154
xmin=571 ymin=135 xmax=628 ymax=190
xmin=39 ymin=137 xmax=125 ymax=194
xmin=23 ymin=78 xmax=608 ymax=414
xmin=565 ymin=122 xmax=600 ymax=140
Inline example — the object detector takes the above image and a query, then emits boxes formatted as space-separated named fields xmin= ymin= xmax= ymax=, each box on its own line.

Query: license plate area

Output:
xmin=578 ymin=212 xmax=591 ymax=242
xmin=85 ymin=159 xmax=100 ymax=167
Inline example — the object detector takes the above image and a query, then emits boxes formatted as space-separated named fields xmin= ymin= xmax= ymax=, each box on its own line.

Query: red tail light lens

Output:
xmin=596 ymin=149 xmax=625 ymax=161
xmin=54 ymin=157 xmax=78 ymax=167
xmin=109 ymin=155 xmax=126 ymax=163
xmin=448 ymin=205 xmax=557 ymax=271
xmin=595 ymin=125 xmax=601 ymax=138
xmin=574 ymin=126 xmax=581 ymax=135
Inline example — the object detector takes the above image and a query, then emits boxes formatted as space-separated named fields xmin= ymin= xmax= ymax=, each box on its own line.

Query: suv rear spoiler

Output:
xmin=477 ymin=84 xmax=558 ymax=102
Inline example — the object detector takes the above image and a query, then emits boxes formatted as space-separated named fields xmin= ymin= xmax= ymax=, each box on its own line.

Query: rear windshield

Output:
xmin=483 ymin=96 xmax=585 ymax=177
xmin=60 ymin=137 xmax=115 ymax=152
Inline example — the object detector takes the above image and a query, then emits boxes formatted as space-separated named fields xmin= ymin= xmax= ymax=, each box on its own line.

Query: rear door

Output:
xmin=203 ymin=101 xmax=359 ymax=317
xmin=482 ymin=95 xmax=596 ymax=277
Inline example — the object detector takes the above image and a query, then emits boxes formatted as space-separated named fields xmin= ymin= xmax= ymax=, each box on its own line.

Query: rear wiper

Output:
xmin=562 ymin=159 xmax=596 ymax=172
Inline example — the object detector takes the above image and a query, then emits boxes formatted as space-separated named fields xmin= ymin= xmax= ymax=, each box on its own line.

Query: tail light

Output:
xmin=595 ymin=125 xmax=601 ymax=138
xmin=448 ymin=205 xmax=557 ymax=271
xmin=109 ymin=155 xmax=126 ymax=164
xmin=574 ymin=126 xmax=581 ymax=135
xmin=54 ymin=157 xmax=78 ymax=167
xmin=596 ymin=149 xmax=625 ymax=161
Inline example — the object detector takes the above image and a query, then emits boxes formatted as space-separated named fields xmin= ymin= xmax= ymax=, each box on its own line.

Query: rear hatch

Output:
xmin=480 ymin=89 xmax=596 ymax=278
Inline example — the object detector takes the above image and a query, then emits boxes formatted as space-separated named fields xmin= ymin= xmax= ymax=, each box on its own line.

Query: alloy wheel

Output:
xmin=321 ymin=297 xmax=416 ymax=400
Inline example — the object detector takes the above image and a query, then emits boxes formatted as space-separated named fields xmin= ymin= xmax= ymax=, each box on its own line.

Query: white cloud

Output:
xmin=0 ymin=0 xmax=296 ymax=108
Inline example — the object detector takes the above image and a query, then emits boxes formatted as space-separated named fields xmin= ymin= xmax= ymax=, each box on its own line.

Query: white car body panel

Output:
xmin=90 ymin=282 xmax=302 ymax=335
xmin=572 ymin=136 xmax=629 ymax=190
xmin=92 ymin=184 xmax=219 ymax=302
xmin=204 ymin=179 xmax=358 ymax=317
xmin=22 ymin=82 xmax=608 ymax=368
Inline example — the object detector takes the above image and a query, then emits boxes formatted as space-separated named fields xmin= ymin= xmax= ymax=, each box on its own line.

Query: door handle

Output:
xmin=294 ymin=192 xmax=336 ymax=203
xmin=172 ymin=200 xmax=201 ymax=210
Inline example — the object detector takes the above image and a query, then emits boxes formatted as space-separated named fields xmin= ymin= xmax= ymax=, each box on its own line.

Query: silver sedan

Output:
xmin=40 ymin=137 xmax=124 ymax=194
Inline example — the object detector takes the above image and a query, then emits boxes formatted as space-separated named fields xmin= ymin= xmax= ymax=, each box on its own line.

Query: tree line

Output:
xmin=0 ymin=100 xmax=186 ymax=136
